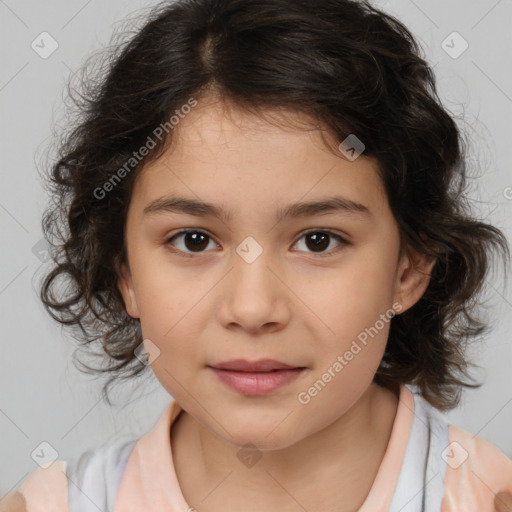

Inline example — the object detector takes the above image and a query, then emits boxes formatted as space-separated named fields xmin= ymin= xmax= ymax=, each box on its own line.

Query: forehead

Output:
xmin=130 ymin=98 xmax=389 ymax=221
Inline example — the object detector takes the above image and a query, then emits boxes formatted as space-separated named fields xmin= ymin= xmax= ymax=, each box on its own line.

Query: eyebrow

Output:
xmin=142 ymin=195 xmax=372 ymax=222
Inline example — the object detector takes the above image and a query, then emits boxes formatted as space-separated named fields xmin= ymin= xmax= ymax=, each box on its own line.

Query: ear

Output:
xmin=117 ymin=262 xmax=141 ymax=319
xmin=393 ymin=245 xmax=436 ymax=314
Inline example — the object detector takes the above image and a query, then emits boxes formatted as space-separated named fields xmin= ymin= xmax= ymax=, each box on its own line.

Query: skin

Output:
xmin=117 ymin=96 xmax=436 ymax=512
xmin=496 ymin=492 xmax=512 ymax=512
xmin=0 ymin=493 xmax=26 ymax=512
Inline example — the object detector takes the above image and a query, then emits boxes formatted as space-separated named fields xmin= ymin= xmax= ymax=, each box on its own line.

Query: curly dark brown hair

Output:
xmin=39 ymin=0 xmax=510 ymax=409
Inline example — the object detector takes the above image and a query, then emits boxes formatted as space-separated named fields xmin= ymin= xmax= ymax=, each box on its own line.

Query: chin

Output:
xmin=219 ymin=423 xmax=304 ymax=453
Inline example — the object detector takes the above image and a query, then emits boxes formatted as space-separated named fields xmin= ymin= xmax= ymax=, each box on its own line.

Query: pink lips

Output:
xmin=208 ymin=359 xmax=306 ymax=396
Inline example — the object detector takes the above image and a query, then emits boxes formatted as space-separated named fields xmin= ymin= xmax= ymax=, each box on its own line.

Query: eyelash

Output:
xmin=164 ymin=228 xmax=349 ymax=258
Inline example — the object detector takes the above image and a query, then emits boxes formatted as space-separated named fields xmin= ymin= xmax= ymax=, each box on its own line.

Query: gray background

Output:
xmin=1 ymin=0 xmax=511 ymax=496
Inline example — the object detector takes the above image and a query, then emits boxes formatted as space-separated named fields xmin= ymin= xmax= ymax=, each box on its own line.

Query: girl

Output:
xmin=4 ymin=0 xmax=512 ymax=510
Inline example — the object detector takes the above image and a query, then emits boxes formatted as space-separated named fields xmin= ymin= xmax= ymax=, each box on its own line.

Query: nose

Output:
xmin=216 ymin=247 xmax=291 ymax=334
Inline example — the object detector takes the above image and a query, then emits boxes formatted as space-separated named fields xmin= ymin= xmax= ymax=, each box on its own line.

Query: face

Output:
xmin=118 ymin=97 xmax=433 ymax=450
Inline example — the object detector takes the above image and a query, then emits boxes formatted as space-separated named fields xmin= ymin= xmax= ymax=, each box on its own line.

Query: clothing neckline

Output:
xmin=115 ymin=384 xmax=415 ymax=512
xmin=357 ymin=384 xmax=415 ymax=510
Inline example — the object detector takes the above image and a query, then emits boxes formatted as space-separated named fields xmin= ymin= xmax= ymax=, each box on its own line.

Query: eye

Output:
xmin=292 ymin=230 xmax=348 ymax=256
xmin=165 ymin=229 xmax=219 ymax=256
xmin=164 ymin=229 xmax=348 ymax=257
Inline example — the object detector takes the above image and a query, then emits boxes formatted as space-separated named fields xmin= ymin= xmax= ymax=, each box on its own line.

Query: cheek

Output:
xmin=131 ymin=250 xmax=205 ymax=329
xmin=299 ymin=253 xmax=396 ymax=330
xmin=131 ymin=262 xmax=213 ymax=372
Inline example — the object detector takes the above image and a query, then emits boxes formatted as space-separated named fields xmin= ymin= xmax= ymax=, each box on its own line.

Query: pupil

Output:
xmin=185 ymin=232 xmax=208 ymax=252
xmin=307 ymin=232 xmax=329 ymax=252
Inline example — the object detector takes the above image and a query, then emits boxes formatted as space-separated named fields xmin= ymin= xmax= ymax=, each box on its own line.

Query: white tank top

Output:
xmin=66 ymin=437 xmax=137 ymax=512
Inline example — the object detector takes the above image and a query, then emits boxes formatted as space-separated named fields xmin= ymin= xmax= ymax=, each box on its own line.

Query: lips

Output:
xmin=207 ymin=359 xmax=306 ymax=396
xmin=209 ymin=359 xmax=303 ymax=372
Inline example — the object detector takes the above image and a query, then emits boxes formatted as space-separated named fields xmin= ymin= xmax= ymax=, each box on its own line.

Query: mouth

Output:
xmin=209 ymin=358 xmax=305 ymax=372
xmin=207 ymin=359 xmax=307 ymax=396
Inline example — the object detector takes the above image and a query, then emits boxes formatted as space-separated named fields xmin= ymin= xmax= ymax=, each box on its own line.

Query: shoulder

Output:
xmin=441 ymin=424 xmax=512 ymax=512
xmin=399 ymin=388 xmax=512 ymax=512
xmin=15 ymin=460 xmax=68 ymax=512
xmin=14 ymin=436 xmax=137 ymax=512
xmin=0 ymin=492 xmax=28 ymax=512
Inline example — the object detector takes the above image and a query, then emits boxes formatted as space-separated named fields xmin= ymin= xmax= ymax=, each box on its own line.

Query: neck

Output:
xmin=171 ymin=383 xmax=399 ymax=512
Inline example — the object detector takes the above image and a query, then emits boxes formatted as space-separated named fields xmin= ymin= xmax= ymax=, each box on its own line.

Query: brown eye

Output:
xmin=166 ymin=230 xmax=217 ymax=254
xmin=305 ymin=232 xmax=330 ymax=252
xmin=293 ymin=230 xmax=347 ymax=256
